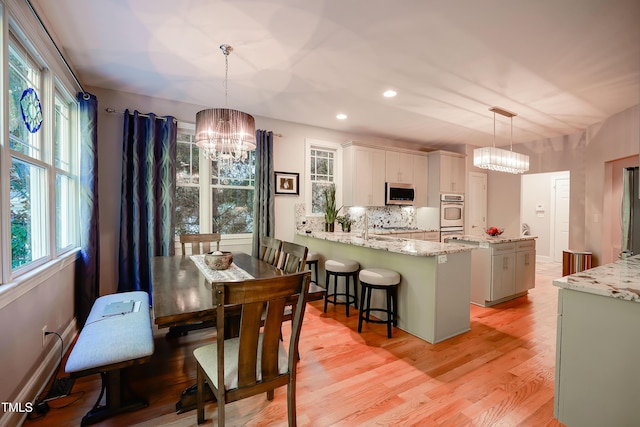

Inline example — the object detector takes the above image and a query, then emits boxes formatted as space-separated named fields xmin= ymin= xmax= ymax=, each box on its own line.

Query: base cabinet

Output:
xmin=555 ymin=288 xmax=640 ymax=426
xmin=491 ymin=251 xmax=516 ymax=301
xmin=458 ymin=238 xmax=535 ymax=306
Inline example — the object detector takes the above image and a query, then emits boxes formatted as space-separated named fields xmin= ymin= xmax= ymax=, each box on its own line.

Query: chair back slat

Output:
xmin=279 ymin=242 xmax=308 ymax=273
xmin=259 ymin=236 xmax=283 ymax=266
xmin=180 ymin=233 xmax=221 ymax=255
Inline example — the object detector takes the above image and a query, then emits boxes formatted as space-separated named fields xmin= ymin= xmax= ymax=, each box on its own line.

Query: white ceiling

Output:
xmin=30 ymin=0 xmax=640 ymax=149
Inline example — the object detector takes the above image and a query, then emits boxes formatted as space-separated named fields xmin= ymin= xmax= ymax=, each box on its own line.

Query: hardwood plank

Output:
xmin=25 ymin=263 xmax=565 ymax=427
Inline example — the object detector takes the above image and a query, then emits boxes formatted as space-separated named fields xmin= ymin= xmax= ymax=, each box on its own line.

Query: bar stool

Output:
xmin=306 ymin=252 xmax=320 ymax=284
xmin=358 ymin=268 xmax=400 ymax=338
xmin=324 ymin=259 xmax=359 ymax=316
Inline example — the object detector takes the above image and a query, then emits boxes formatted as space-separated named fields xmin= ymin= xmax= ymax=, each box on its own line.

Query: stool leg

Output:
xmin=392 ymin=286 xmax=398 ymax=327
xmin=358 ymin=285 xmax=368 ymax=333
xmin=365 ymin=285 xmax=373 ymax=323
xmin=345 ymin=274 xmax=350 ymax=317
xmin=386 ymin=288 xmax=393 ymax=338
xmin=352 ymin=272 xmax=358 ymax=309
xmin=323 ymin=271 xmax=330 ymax=313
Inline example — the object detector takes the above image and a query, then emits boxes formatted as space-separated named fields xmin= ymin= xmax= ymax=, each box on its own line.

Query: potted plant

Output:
xmin=323 ymin=184 xmax=339 ymax=232
xmin=336 ymin=212 xmax=354 ymax=232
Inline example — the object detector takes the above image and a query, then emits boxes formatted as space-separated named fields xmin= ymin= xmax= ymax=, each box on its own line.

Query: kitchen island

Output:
xmin=446 ymin=235 xmax=536 ymax=306
xmin=294 ymin=231 xmax=475 ymax=344
xmin=553 ymin=255 xmax=640 ymax=427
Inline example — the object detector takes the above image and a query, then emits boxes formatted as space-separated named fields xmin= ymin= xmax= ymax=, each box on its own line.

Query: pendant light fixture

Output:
xmin=195 ymin=44 xmax=256 ymax=163
xmin=473 ymin=106 xmax=529 ymax=174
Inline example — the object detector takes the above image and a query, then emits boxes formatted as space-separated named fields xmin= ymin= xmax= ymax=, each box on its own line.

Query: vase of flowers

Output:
xmin=336 ymin=213 xmax=354 ymax=232
xmin=323 ymin=184 xmax=339 ymax=232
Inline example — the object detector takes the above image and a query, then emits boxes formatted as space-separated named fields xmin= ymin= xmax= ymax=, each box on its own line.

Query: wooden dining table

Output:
xmin=150 ymin=251 xmax=325 ymax=413
xmin=151 ymin=252 xmax=325 ymax=330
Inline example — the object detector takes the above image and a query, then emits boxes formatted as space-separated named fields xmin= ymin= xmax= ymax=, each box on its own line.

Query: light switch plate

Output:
xmin=438 ymin=254 xmax=447 ymax=264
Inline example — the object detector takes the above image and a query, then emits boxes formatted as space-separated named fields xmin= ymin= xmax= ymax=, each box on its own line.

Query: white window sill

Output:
xmin=0 ymin=249 xmax=81 ymax=311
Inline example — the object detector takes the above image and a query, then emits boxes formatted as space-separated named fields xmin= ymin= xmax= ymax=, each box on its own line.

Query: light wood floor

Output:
xmin=25 ymin=263 xmax=565 ymax=427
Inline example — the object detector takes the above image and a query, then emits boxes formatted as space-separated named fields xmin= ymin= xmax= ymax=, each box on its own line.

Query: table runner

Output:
xmin=190 ymin=255 xmax=255 ymax=282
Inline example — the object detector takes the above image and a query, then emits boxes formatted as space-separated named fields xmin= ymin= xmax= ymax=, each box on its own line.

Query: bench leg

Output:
xmin=80 ymin=369 xmax=148 ymax=426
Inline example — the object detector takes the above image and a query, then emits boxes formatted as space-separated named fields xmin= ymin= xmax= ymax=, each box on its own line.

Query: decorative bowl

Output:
xmin=204 ymin=251 xmax=233 ymax=270
xmin=485 ymin=227 xmax=504 ymax=237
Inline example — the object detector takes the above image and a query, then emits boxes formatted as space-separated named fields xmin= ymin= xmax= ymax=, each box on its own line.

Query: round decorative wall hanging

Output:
xmin=20 ymin=87 xmax=43 ymax=133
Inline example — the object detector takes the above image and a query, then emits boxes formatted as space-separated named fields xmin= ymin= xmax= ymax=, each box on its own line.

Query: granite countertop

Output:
xmin=553 ymin=255 xmax=640 ymax=302
xmin=298 ymin=231 xmax=475 ymax=257
xmin=447 ymin=235 xmax=537 ymax=244
xmin=371 ymin=228 xmax=440 ymax=235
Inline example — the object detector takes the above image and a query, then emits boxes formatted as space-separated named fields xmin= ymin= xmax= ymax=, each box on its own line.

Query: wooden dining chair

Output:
xmin=279 ymin=241 xmax=308 ymax=274
xmin=194 ymin=271 xmax=311 ymax=426
xmin=180 ymin=233 xmax=221 ymax=255
xmin=169 ymin=233 xmax=222 ymax=338
xmin=259 ymin=235 xmax=282 ymax=267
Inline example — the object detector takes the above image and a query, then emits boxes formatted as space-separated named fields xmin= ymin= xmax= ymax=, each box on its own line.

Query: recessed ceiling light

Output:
xmin=383 ymin=89 xmax=397 ymax=98
xmin=336 ymin=113 xmax=347 ymax=120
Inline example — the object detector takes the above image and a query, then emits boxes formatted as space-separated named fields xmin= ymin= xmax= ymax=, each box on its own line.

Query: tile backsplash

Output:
xmin=295 ymin=203 xmax=439 ymax=232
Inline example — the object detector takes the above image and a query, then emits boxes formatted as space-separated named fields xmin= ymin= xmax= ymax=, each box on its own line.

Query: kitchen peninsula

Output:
xmin=553 ymin=256 xmax=640 ymax=427
xmin=294 ymin=231 xmax=475 ymax=344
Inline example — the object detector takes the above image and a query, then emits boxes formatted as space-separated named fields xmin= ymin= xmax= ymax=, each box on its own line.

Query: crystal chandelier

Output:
xmin=473 ymin=106 xmax=529 ymax=174
xmin=195 ymin=44 xmax=256 ymax=163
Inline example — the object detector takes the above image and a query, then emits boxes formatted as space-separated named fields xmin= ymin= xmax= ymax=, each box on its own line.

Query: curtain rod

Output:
xmin=104 ymin=108 xmax=282 ymax=136
xmin=104 ymin=108 xmax=178 ymax=123
xmin=25 ymin=0 xmax=88 ymax=98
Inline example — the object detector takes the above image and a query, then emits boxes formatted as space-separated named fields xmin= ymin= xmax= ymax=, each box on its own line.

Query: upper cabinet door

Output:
xmin=385 ymin=151 xmax=414 ymax=184
xmin=428 ymin=151 xmax=466 ymax=205
xmin=344 ymin=145 xmax=386 ymax=207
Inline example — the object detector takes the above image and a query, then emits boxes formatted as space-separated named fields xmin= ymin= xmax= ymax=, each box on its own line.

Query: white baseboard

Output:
xmin=1 ymin=319 xmax=78 ymax=427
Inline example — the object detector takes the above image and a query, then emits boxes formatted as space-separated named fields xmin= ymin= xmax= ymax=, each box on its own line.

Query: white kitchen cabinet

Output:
xmin=490 ymin=243 xmax=516 ymax=301
xmin=385 ymin=151 xmax=414 ymax=184
xmin=342 ymin=144 xmax=386 ymax=206
xmin=412 ymin=154 xmax=429 ymax=207
xmin=453 ymin=237 xmax=536 ymax=306
xmin=428 ymin=151 xmax=466 ymax=204
xmin=555 ymin=288 xmax=640 ymax=426
xmin=515 ymin=240 xmax=536 ymax=293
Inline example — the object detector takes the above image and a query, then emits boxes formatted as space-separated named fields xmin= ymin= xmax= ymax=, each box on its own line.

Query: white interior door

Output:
xmin=468 ymin=172 xmax=487 ymax=236
xmin=553 ymin=177 xmax=570 ymax=262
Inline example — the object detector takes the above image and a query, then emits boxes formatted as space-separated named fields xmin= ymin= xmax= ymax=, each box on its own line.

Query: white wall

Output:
xmin=485 ymin=104 xmax=639 ymax=265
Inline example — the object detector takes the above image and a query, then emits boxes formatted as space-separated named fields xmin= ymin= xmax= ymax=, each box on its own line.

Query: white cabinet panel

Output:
xmin=385 ymin=151 xmax=414 ymax=184
xmin=428 ymin=151 xmax=466 ymax=205
xmin=343 ymin=145 xmax=385 ymax=206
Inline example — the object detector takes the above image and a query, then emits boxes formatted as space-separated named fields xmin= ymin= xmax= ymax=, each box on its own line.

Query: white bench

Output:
xmin=65 ymin=291 xmax=154 ymax=426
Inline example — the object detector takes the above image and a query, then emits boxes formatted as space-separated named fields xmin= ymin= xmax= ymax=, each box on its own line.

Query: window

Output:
xmin=8 ymin=42 xmax=49 ymax=271
xmin=54 ymin=93 xmax=79 ymax=253
xmin=4 ymin=34 xmax=80 ymax=279
xmin=175 ymin=126 xmax=255 ymax=236
xmin=175 ymin=130 xmax=201 ymax=235
xmin=305 ymin=139 xmax=342 ymax=216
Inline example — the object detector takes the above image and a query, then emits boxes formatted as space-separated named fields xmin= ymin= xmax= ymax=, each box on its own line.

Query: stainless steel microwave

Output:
xmin=385 ymin=183 xmax=415 ymax=205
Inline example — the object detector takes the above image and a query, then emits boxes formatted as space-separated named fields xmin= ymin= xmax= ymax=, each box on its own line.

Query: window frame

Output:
xmin=174 ymin=122 xmax=256 ymax=244
xmin=304 ymin=138 xmax=343 ymax=218
xmin=1 ymin=19 xmax=81 ymax=288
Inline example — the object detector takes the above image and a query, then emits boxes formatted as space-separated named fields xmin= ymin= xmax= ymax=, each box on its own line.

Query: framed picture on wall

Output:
xmin=274 ymin=171 xmax=299 ymax=195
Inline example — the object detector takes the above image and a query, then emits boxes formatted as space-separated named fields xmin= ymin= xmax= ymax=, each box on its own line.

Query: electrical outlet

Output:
xmin=42 ymin=325 xmax=48 ymax=347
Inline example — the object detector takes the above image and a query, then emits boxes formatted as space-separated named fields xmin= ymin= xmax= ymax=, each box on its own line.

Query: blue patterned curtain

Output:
xmin=252 ymin=130 xmax=275 ymax=257
xmin=118 ymin=110 xmax=177 ymax=294
xmin=75 ymin=92 xmax=100 ymax=327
